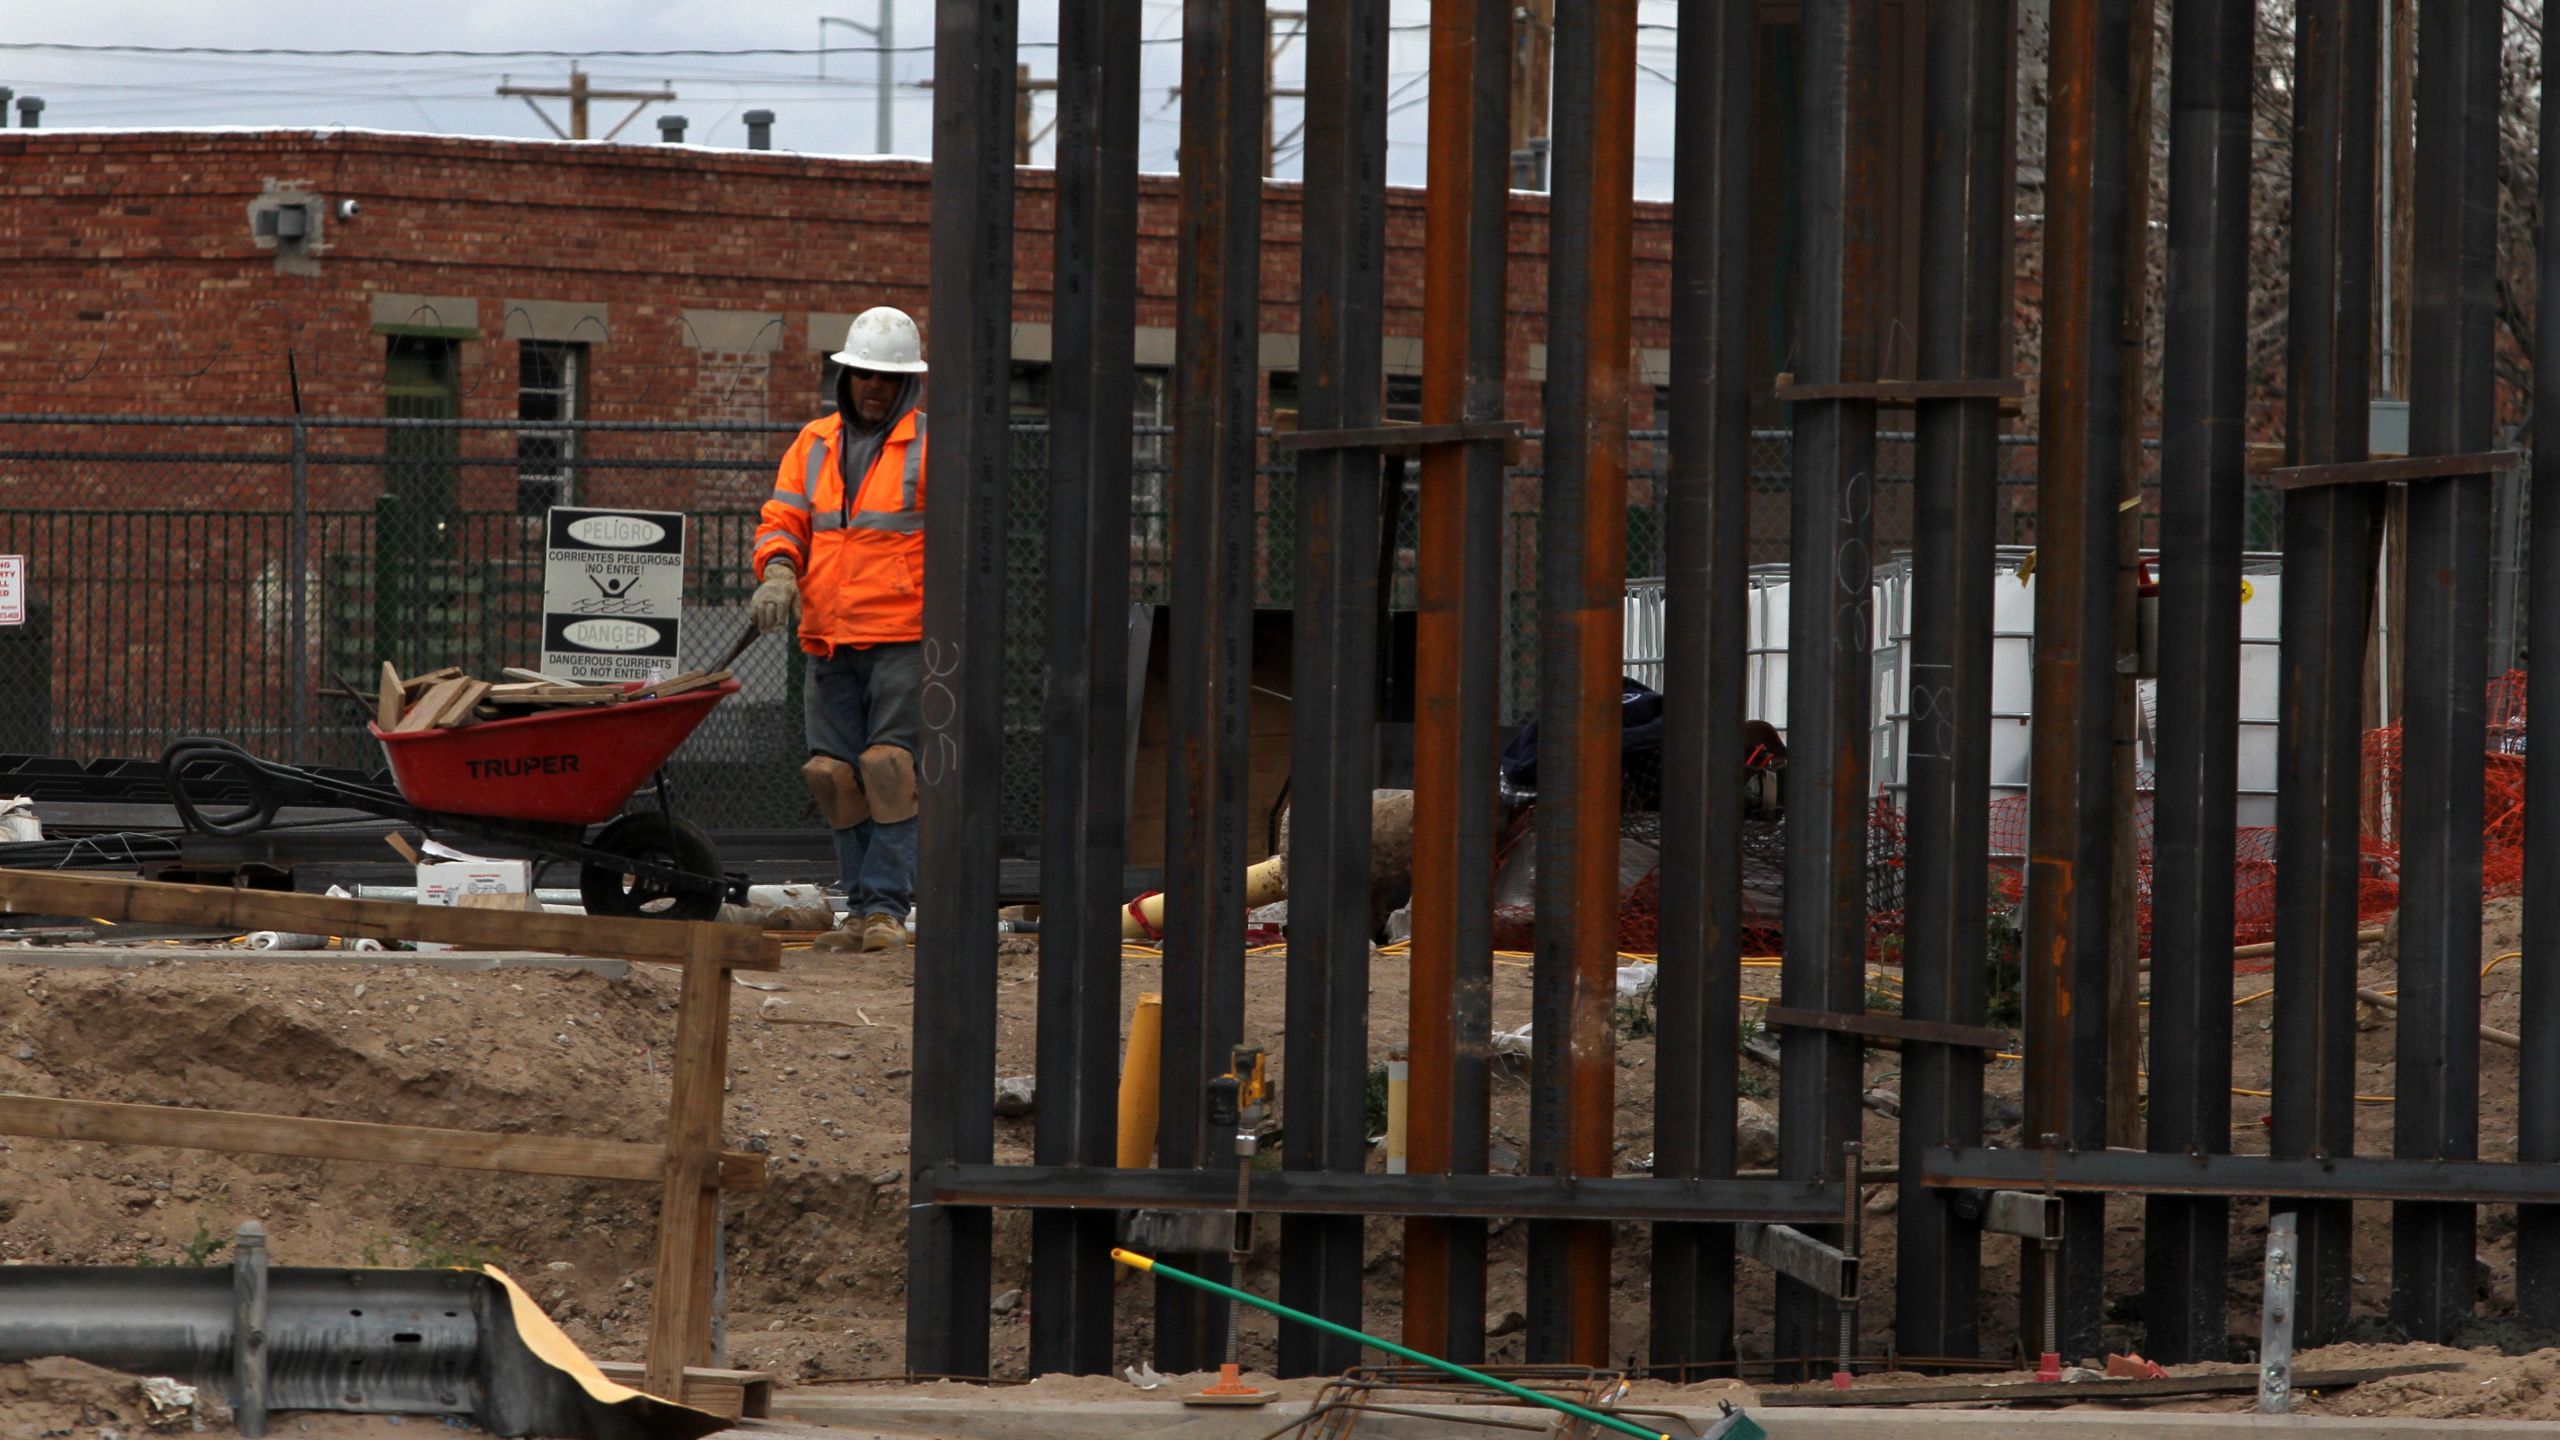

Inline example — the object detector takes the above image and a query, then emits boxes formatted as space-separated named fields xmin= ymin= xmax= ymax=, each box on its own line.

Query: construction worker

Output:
xmin=751 ymin=307 xmax=930 ymax=954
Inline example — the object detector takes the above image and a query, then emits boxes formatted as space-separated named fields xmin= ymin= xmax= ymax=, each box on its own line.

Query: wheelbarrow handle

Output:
xmin=714 ymin=620 xmax=763 ymax=675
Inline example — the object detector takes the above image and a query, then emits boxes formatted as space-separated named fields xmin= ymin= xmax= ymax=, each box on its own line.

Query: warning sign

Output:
xmin=0 ymin=556 xmax=23 ymax=627
xmin=541 ymin=508 xmax=686 ymax=682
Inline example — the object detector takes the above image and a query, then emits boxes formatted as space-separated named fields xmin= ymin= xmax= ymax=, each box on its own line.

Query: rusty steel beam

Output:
xmin=905 ymin=0 xmax=1017 ymax=1381
xmin=1775 ymin=0 xmax=1881 ymax=1382
xmin=2143 ymin=0 xmax=2253 ymax=1366
xmin=1405 ymin=0 xmax=1510 ymax=1365
xmin=1647 ymin=0 xmax=1756 ymax=1379
xmin=1895 ymin=0 xmax=2013 ymax=1369
xmin=2024 ymin=0 xmax=2130 ymax=1366
xmin=2272 ymin=0 xmax=2379 ymax=1351
xmin=1156 ymin=0 xmax=1265 ymax=1375
xmin=2392 ymin=0 xmax=2497 ymax=1343
xmin=1524 ymin=0 xmax=1634 ymax=1368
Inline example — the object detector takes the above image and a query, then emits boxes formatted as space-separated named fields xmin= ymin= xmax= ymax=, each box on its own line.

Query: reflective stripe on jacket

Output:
xmin=753 ymin=408 xmax=927 ymax=650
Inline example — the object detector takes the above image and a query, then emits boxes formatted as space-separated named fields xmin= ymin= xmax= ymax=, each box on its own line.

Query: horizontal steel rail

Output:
xmin=928 ymin=1164 xmax=1845 ymax=1224
xmin=1924 ymin=1146 xmax=2560 ymax=1205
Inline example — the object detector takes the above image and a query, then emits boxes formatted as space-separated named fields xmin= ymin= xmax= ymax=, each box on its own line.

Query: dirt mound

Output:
xmin=0 ymin=951 xmax=924 ymax=1381
xmin=0 ymin=1355 xmax=198 ymax=1436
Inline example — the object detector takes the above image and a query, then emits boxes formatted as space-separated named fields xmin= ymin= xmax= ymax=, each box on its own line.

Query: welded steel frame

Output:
xmin=1403 ymin=0 xmax=1510 ymax=1366
xmin=2025 ymin=0 xmax=2130 ymax=1366
xmin=2143 ymin=0 xmax=2253 ymax=1365
xmin=1277 ymin=0 xmax=1389 ymax=1380
xmin=1028 ymin=0 xmax=1140 ymax=1378
xmin=1645 ymin=0 xmax=1755 ymax=1380
xmin=2272 ymin=0 xmax=2380 ymax=1351
xmin=906 ymin=0 xmax=1016 ymax=1380
xmin=1775 ymin=0 xmax=1882 ymax=1382
xmin=2393 ymin=0 xmax=2498 ymax=1343
xmin=2526 ymin=0 xmax=2560 ymax=1329
xmin=1893 ymin=0 xmax=2012 ymax=1370
xmin=1525 ymin=0 xmax=1637 ymax=1368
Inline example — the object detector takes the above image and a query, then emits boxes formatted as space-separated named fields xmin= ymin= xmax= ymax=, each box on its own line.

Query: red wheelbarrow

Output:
xmin=163 ymin=656 xmax=755 ymax=922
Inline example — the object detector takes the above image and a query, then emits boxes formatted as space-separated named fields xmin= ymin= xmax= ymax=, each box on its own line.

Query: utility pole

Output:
xmin=497 ymin=64 xmax=675 ymax=141
xmin=1015 ymin=63 xmax=1060 ymax=166
xmin=1509 ymin=0 xmax=1554 ymax=188
xmin=820 ymin=4 xmax=896 ymax=154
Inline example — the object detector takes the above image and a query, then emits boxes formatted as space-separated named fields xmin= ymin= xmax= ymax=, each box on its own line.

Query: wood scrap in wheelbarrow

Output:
xmin=366 ymin=663 xmax=733 ymax=733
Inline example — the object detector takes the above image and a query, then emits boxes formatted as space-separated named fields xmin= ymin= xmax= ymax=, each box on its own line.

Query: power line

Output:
xmin=0 ymin=25 xmax=1437 ymax=61
xmin=0 ymin=42 xmax=922 ymax=59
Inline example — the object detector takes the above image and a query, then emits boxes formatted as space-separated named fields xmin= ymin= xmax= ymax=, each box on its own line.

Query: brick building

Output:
xmin=0 ymin=123 xmax=1953 ymax=835
xmin=0 ymin=127 xmax=1692 ymax=493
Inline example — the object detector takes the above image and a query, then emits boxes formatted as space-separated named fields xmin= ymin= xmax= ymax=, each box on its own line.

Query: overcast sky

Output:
xmin=0 ymin=1 xmax=1689 ymax=196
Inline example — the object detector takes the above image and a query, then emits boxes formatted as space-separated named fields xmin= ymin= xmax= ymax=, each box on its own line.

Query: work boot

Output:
xmin=811 ymin=918 xmax=862 ymax=954
xmin=862 ymin=914 xmax=905 ymax=953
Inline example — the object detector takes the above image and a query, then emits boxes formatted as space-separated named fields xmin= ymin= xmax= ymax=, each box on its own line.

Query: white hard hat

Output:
xmin=830 ymin=306 xmax=927 ymax=373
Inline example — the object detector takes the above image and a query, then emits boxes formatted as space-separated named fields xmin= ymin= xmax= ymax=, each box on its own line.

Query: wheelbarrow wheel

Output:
xmin=580 ymin=812 xmax=724 ymax=922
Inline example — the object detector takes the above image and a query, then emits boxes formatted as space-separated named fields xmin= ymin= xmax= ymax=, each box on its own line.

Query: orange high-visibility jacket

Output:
xmin=754 ymin=409 xmax=928 ymax=651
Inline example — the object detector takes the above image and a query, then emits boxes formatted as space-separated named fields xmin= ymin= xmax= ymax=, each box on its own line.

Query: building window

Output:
xmin=1131 ymin=367 xmax=1173 ymax=559
xmin=1009 ymin=362 xmax=1053 ymax=420
xmin=1385 ymin=373 xmax=1423 ymax=423
xmin=517 ymin=341 xmax=584 ymax=515
xmin=1267 ymin=370 xmax=1299 ymax=430
xmin=1132 ymin=367 xmax=1171 ymax=466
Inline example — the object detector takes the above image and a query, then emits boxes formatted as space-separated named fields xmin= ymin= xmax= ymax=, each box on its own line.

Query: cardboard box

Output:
xmin=415 ymin=841 xmax=534 ymax=952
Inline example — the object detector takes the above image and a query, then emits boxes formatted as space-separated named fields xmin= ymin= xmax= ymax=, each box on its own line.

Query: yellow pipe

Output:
xmin=1116 ymin=992 xmax=1163 ymax=1168
xmin=1120 ymin=855 xmax=1288 ymax=940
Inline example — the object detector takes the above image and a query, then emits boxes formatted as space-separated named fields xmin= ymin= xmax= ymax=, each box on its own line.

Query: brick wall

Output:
xmin=0 ymin=129 xmax=1677 ymax=451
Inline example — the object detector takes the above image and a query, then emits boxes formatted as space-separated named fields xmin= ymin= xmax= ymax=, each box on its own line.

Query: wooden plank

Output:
xmin=376 ymin=663 xmax=405 ymax=730
xmin=0 ymin=870 xmax=781 ymax=971
xmin=433 ymin=680 xmax=491 ymax=728
xmin=501 ymin=667 xmax=577 ymax=685
xmin=1756 ymin=1362 xmax=2466 ymax=1408
xmin=591 ymin=1363 xmax=772 ymax=1419
xmin=395 ymin=679 xmax=466 ymax=733
xmin=399 ymin=667 xmax=464 ymax=696
xmin=634 ymin=671 xmax=730 ymax=702
xmin=0 ymin=1092 xmax=765 ymax=1192
xmin=2265 ymin=448 xmax=2521 ymax=491
xmin=646 ymin=945 xmax=735 ymax=1397
xmin=1760 ymin=1004 xmax=2012 ymax=1053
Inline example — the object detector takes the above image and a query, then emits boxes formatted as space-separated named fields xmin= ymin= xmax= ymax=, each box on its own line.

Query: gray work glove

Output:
xmin=751 ymin=560 xmax=799 ymax=636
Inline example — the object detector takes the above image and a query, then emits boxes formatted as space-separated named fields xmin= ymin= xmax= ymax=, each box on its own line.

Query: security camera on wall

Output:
xmin=335 ymin=198 xmax=361 ymax=221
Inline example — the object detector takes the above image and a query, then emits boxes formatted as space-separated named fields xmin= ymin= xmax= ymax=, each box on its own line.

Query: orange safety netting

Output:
xmin=1515 ymin=671 xmax=2530 ymax=962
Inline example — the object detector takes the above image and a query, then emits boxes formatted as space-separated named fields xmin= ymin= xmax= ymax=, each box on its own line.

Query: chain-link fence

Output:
xmin=0 ymin=413 xmax=2257 ymax=849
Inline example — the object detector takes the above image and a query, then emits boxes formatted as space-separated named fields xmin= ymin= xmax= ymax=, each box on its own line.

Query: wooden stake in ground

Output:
xmin=647 ymin=948 xmax=737 ymax=1398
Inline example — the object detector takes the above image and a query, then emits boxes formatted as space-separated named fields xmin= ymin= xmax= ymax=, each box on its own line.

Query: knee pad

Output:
xmin=857 ymin=743 xmax=919 ymax=824
xmin=802 ymin=754 xmax=868 ymax=828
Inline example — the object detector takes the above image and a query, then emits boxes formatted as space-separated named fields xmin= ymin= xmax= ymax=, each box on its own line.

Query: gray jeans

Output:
xmin=806 ymin=643 xmax=921 ymax=919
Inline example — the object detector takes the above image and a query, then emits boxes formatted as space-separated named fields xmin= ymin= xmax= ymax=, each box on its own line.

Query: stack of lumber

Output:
xmin=371 ymin=663 xmax=730 ymax=732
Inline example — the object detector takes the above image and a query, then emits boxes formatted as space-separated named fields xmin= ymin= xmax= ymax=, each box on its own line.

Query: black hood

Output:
xmin=833 ymin=367 xmax=923 ymax=489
